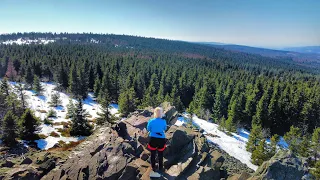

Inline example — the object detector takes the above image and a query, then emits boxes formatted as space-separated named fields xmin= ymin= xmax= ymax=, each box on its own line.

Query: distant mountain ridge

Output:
xmin=282 ymin=46 xmax=320 ymax=54
xmin=198 ymin=42 xmax=320 ymax=68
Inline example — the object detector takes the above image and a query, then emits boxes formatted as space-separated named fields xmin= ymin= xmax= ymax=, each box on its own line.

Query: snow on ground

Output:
xmin=8 ymin=81 xmax=119 ymax=150
xmin=175 ymin=114 xmax=258 ymax=170
xmin=175 ymin=114 xmax=289 ymax=171
xmin=2 ymin=38 xmax=55 ymax=45
xmin=35 ymin=136 xmax=85 ymax=150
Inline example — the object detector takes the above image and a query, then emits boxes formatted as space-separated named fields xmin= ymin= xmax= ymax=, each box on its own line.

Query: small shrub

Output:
xmin=49 ymin=131 xmax=60 ymax=137
xmin=48 ymin=139 xmax=85 ymax=151
xmin=47 ymin=109 xmax=57 ymax=118
xmin=38 ymin=134 xmax=48 ymax=139
xmin=43 ymin=118 xmax=53 ymax=125
xmin=57 ymin=128 xmax=71 ymax=137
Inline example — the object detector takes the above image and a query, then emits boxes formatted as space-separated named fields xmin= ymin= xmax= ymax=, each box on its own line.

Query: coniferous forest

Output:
xmin=0 ymin=32 xmax=319 ymax=138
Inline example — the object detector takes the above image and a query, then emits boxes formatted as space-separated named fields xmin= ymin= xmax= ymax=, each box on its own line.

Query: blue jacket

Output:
xmin=147 ymin=118 xmax=167 ymax=138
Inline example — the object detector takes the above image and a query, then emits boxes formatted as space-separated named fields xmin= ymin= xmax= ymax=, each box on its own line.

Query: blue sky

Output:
xmin=0 ymin=0 xmax=319 ymax=47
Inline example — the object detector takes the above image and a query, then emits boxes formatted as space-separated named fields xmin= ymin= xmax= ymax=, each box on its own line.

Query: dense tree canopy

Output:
xmin=0 ymin=33 xmax=319 ymax=136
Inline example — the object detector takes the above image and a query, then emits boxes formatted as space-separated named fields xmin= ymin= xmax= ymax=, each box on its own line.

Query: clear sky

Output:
xmin=0 ymin=0 xmax=319 ymax=47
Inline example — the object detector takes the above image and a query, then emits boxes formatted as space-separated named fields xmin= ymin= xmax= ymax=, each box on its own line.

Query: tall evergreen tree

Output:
xmin=284 ymin=126 xmax=301 ymax=154
xmin=97 ymin=91 xmax=115 ymax=125
xmin=24 ymin=66 xmax=33 ymax=88
xmin=70 ymin=99 xmax=92 ymax=136
xmin=93 ymin=76 xmax=101 ymax=98
xmin=312 ymin=127 xmax=320 ymax=161
xmin=0 ymin=77 xmax=10 ymax=96
xmin=251 ymin=139 xmax=268 ymax=166
xmin=119 ymin=88 xmax=137 ymax=116
xmin=246 ymin=124 xmax=263 ymax=152
xmin=68 ymin=62 xmax=79 ymax=97
xmin=1 ymin=111 xmax=18 ymax=146
xmin=33 ymin=75 xmax=43 ymax=95
xmin=50 ymin=91 xmax=62 ymax=107
xmin=213 ymin=86 xmax=226 ymax=122
xmin=19 ymin=109 xmax=40 ymax=140
xmin=66 ymin=98 xmax=76 ymax=119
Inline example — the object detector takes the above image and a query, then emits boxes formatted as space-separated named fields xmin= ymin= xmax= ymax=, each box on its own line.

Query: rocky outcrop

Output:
xmin=252 ymin=150 xmax=309 ymax=180
xmin=0 ymin=103 xmax=253 ymax=180
xmin=228 ymin=150 xmax=310 ymax=180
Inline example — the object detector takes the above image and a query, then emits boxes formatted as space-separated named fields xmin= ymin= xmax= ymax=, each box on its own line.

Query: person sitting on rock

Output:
xmin=147 ymin=107 xmax=167 ymax=177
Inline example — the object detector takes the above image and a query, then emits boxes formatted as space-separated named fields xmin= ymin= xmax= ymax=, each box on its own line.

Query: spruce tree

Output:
xmin=50 ymin=91 xmax=62 ymax=107
xmin=33 ymin=75 xmax=43 ymax=95
xmin=119 ymin=88 xmax=137 ymax=116
xmin=298 ymin=136 xmax=311 ymax=157
xmin=0 ymin=77 xmax=10 ymax=96
xmin=311 ymin=161 xmax=320 ymax=179
xmin=19 ymin=109 xmax=40 ymax=140
xmin=66 ymin=98 xmax=76 ymax=119
xmin=213 ymin=86 xmax=226 ymax=122
xmin=225 ymin=94 xmax=243 ymax=132
xmin=97 ymin=91 xmax=114 ymax=125
xmin=93 ymin=76 xmax=101 ymax=98
xmin=246 ymin=124 xmax=263 ymax=152
xmin=24 ymin=66 xmax=33 ymax=88
xmin=1 ymin=111 xmax=18 ymax=146
xmin=170 ymin=85 xmax=184 ymax=112
xmin=312 ymin=127 xmax=320 ymax=161
xmin=269 ymin=134 xmax=280 ymax=157
xmin=15 ymin=84 xmax=27 ymax=109
xmin=251 ymin=139 xmax=268 ymax=166
xmin=284 ymin=126 xmax=301 ymax=154
xmin=253 ymin=90 xmax=270 ymax=126
xmin=70 ymin=99 xmax=92 ymax=136
xmin=68 ymin=62 xmax=79 ymax=97
xmin=218 ymin=116 xmax=226 ymax=132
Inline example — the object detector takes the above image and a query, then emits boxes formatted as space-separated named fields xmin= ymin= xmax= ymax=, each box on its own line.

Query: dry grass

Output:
xmin=57 ymin=128 xmax=71 ymax=137
xmin=48 ymin=139 xmax=86 ymax=151
xmin=49 ymin=131 xmax=60 ymax=137
xmin=38 ymin=134 xmax=48 ymax=139
xmin=38 ymin=110 xmax=47 ymax=113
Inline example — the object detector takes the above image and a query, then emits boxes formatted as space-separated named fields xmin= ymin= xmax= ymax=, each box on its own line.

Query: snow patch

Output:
xmin=2 ymin=38 xmax=55 ymax=45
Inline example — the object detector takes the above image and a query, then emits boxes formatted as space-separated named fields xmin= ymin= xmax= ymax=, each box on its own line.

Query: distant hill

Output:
xmin=199 ymin=43 xmax=320 ymax=68
xmin=282 ymin=46 xmax=320 ymax=54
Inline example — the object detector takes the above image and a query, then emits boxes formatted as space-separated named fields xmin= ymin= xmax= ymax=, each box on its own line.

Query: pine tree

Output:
xmin=68 ymin=62 xmax=79 ymax=97
xmin=284 ymin=126 xmax=301 ymax=154
xmin=298 ymin=136 xmax=311 ymax=157
xmin=311 ymin=161 xmax=320 ymax=179
xmin=218 ymin=116 xmax=226 ymax=132
xmin=312 ymin=127 xmax=320 ymax=161
xmin=170 ymin=85 xmax=184 ymax=112
xmin=1 ymin=111 xmax=18 ymax=146
xmin=253 ymin=90 xmax=270 ymax=126
xmin=0 ymin=77 xmax=10 ymax=96
xmin=97 ymin=91 xmax=115 ymax=125
xmin=24 ymin=66 xmax=33 ymax=88
xmin=15 ymin=84 xmax=27 ymax=109
xmin=251 ymin=139 xmax=268 ymax=166
xmin=33 ymin=75 xmax=43 ymax=95
xmin=50 ymin=92 xmax=62 ymax=107
xmin=119 ymin=88 xmax=137 ymax=116
xmin=66 ymin=98 xmax=76 ymax=119
xmin=246 ymin=124 xmax=263 ymax=152
xmin=213 ymin=86 xmax=226 ymax=122
xmin=225 ymin=94 xmax=243 ymax=132
xmin=269 ymin=134 xmax=280 ymax=157
xmin=70 ymin=99 xmax=92 ymax=136
xmin=93 ymin=76 xmax=101 ymax=98
xmin=19 ymin=109 xmax=40 ymax=140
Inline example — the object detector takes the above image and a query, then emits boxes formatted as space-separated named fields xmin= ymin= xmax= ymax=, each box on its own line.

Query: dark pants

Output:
xmin=148 ymin=137 xmax=166 ymax=171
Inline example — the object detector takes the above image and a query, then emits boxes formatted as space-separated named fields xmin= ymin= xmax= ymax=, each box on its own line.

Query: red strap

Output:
xmin=158 ymin=144 xmax=166 ymax=152
xmin=148 ymin=144 xmax=157 ymax=151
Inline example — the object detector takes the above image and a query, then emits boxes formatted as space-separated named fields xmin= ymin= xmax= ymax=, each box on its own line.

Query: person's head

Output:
xmin=154 ymin=107 xmax=163 ymax=118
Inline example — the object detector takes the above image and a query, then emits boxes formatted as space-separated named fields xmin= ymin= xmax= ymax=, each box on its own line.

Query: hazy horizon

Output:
xmin=1 ymin=0 xmax=319 ymax=48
